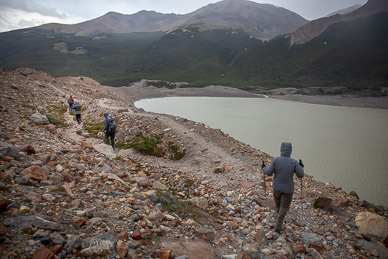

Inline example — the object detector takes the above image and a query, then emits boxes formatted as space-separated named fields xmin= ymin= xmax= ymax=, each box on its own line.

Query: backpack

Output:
xmin=107 ymin=115 xmax=116 ymax=133
xmin=68 ymin=98 xmax=73 ymax=104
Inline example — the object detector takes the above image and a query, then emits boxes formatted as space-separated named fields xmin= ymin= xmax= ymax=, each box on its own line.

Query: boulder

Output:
xmin=356 ymin=212 xmax=388 ymax=241
xmin=21 ymin=165 xmax=50 ymax=182
xmin=93 ymin=144 xmax=116 ymax=158
xmin=161 ymin=238 xmax=217 ymax=259
xmin=0 ymin=197 xmax=8 ymax=212
xmin=30 ymin=112 xmax=49 ymax=125
xmin=18 ymin=144 xmax=35 ymax=155
xmin=148 ymin=207 xmax=164 ymax=222
xmin=190 ymin=197 xmax=208 ymax=210
xmin=46 ymin=124 xmax=57 ymax=134
xmin=32 ymin=246 xmax=55 ymax=259
xmin=0 ymin=142 xmax=23 ymax=160
xmin=152 ymin=181 xmax=168 ymax=191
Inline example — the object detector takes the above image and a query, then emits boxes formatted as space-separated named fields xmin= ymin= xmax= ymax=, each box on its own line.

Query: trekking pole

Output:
xmin=261 ymin=161 xmax=266 ymax=195
xmin=299 ymin=159 xmax=304 ymax=217
xmin=301 ymin=178 xmax=303 ymax=215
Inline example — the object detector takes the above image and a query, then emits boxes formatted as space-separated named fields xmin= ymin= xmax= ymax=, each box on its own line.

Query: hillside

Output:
xmin=232 ymin=12 xmax=388 ymax=92
xmin=1 ymin=68 xmax=387 ymax=258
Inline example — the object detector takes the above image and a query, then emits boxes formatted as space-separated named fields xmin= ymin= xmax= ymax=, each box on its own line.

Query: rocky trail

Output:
xmin=0 ymin=68 xmax=387 ymax=259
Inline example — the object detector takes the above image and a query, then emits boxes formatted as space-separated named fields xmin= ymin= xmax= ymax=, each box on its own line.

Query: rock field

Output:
xmin=0 ymin=68 xmax=387 ymax=258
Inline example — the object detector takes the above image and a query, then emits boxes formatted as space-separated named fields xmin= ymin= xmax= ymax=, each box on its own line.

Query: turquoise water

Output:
xmin=135 ymin=97 xmax=388 ymax=207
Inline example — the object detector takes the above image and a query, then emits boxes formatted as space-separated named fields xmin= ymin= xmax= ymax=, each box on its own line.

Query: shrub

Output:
xmin=129 ymin=132 xmax=164 ymax=157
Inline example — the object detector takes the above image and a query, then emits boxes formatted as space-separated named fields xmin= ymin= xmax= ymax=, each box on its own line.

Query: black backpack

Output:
xmin=107 ymin=115 xmax=116 ymax=133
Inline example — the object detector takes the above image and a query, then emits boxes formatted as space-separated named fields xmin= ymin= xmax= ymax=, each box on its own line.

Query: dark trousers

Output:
xmin=75 ymin=114 xmax=81 ymax=124
xmin=105 ymin=131 xmax=115 ymax=149
xmin=273 ymin=189 xmax=293 ymax=231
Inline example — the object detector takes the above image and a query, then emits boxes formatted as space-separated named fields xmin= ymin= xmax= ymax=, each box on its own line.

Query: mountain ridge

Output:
xmin=37 ymin=0 xmax=308 ymax=41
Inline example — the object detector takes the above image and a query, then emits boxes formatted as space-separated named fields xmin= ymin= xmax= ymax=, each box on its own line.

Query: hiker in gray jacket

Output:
xmin=72 ymin=102 xmax=82 ymax=124
xmin=262 ymin=142 xmax=304 ymax=233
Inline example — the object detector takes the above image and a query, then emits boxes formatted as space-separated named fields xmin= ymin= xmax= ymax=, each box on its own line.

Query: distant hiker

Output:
xmin=103 ymin=113 xmax=116 ymax=150
xmin=262 ymin=142 xmax=304 ymax=233
xmin=67 ymin=95 xmax=74 ymax=112
xmin=72 ymin=102 xmax=82 ymax=124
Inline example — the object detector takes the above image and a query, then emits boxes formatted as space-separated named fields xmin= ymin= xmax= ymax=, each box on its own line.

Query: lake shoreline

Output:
xmin=105 ymin=81 xmax=388 ymax=109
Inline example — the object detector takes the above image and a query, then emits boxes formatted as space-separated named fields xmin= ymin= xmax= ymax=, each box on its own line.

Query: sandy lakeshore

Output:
xmin=105 ymin=80 xmax=388 ymax=110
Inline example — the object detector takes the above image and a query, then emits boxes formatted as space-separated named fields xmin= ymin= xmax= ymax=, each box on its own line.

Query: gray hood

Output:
xmin=280 ymin=142 xmax=292 ymax=157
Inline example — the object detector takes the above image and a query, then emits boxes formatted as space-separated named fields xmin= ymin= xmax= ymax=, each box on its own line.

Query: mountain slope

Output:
xmin=232 ymin=12 xmax=388 ymax=90
xmin=290 ymin=0 xmax=388 ymax=45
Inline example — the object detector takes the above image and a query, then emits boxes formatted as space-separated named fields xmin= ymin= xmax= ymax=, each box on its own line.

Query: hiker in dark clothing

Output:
xmin=67 ymin=95 xmax=74 ymax=112
xmin=72 ymin=102 xmax=82 ymax=124
xmin=103 ymin=113 xmax=116 ymax=150
xmin=262 ymin=142 xmax=304 ymax=233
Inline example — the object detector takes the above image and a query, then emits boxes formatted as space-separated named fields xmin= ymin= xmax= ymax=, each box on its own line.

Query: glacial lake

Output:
xmin=135 ymin=97 xmax=388 ymax=207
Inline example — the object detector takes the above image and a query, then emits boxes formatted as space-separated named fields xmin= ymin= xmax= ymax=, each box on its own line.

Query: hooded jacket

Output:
xmin=263 ymin=142 xmax=304 ymax=194
xmin=72 ymin=103 xmax=82 ymax=114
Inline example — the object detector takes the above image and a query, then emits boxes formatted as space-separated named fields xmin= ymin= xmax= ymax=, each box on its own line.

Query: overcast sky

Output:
xmin=0 ymin=0 xmax=368 ymax=33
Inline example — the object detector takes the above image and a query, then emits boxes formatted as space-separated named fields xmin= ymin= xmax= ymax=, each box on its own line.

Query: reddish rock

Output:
xmin=32 ymin=246 xmax=55 ymax=259
xmin=116 ymin=231 xmax=128 ymax=240
xmin=292 ymin=242 xmax=307 ymax=253
xmin=0 ymin=225 xmax=9 ymax=235
xmin=241 ymin=182 xmax=255 ymax=189
xmin=157 ymin=249 xmax=172 ymax=259
xmin=116 ymin=240 xmax=128 ymax=259
xmin=62 ymin=173 xmax=73 ymax=183
xmin=229 ymin=222 xmax=239 ymax=230
xmin=46 ymin=124 xmax=57 ymax=134
xmin=256 ymin=198 xmax=276 ymax=210
xmin=295 ymin=220 xmax=305 ymax=227
xmin=21 ymin=165 xmax=50 ymax=182
xmin=254 ymin=231 xmax=268 ymax=248
xmin=81 ymin=141 xmax=92 ymax=150
xmin=131 ymin=229 xmax=142 ymax=240
xmin=118 ymin=109 xmax=129 ymax=113
xmin=309 ymin=242 xmax=324 ymax=254
xmin=2 ymin=156 xmax=14 ymax=162
xmin=51 ymin=245 xmax=62 ymax=254
xmin=19 ymin=144 xmax=36 ymax=155
xmin=138 ymin=178 xmax=152 ymax=188
xmin=0 ymin=197 xmax=8 ymax=212
xmin=73 ymin=217 xmax=87 ymax=228
xmin=47 ymin=161 xmax=57 ymax=167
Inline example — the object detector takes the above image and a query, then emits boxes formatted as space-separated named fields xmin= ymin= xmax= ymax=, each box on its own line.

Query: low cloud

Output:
xmin=0 ymin=0 xmax=67 ymax=18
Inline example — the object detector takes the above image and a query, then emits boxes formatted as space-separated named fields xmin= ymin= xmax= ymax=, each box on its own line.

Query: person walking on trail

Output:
xmin=67 ymin=95 xmax=74 ymax=113
xmin=72 ymin=102 xmax=82 ymax=124
xmin=262 ymin=142 xmax=304 ymax=233
xmin=103 ymin=113 xmax=116 ymax=150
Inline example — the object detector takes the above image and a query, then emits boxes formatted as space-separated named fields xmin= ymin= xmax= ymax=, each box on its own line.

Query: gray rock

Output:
xmin=301 ymin=231 xmax=322 ymax=243
xmin=4 ymin=215 xmax=61 ymax=231
xmin=79 ymin=231 xmax=117 ymax=257
xmin=53 ymin=234 xmax=66 ymax=245
xmin=93 ymin=163 xmax=113 ymax=174
xmin=0 ymin=142 xmax=23 ymax=160
xmin=64 ymin=235 xmax=81 ymax=252
xmin=355 ymin=239 xmax=388 ymax=259
xmin=30 ymin=112 xmax=49 ymax=125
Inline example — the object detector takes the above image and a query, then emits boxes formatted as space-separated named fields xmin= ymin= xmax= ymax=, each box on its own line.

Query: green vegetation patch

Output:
xmin=83 ymin=120 xmax=104 ymax=138
xmin=47 ymin=103 xmax=69 ymax=127
xmin=156 ymin=191 xmax=196 ymax=218
xmin=128 ymin=132 xmax=164 ymax=157
xmin=168 ymin=142 xmax=186 ymax=161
